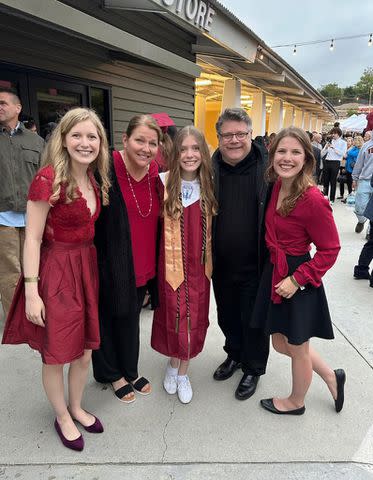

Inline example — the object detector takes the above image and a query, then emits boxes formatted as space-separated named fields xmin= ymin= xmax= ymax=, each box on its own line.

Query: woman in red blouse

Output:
xmin=92 ymin=115 xmax=161 ymax=403
xmin=252 ymin=127 xmax=346 ymax=415
xmin=2 ymin=108 xmax=110 ymax=450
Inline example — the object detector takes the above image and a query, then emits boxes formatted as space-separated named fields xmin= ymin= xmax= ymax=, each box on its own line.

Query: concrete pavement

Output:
xmin=0 ymin=199 xmax=372 ymax=479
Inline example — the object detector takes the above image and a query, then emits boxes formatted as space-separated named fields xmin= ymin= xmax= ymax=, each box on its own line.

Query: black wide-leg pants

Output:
xmin=92 ymin=286 xmax=147 ymax=383
xmin=212 ymin=274 xmax=269 ymax=376
xmin=323 ymin=160 xmax=340 ymax=202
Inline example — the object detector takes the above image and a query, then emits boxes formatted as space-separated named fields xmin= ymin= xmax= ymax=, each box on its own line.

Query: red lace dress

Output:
xmin=2 ymin=165 xmax=101 ymax=364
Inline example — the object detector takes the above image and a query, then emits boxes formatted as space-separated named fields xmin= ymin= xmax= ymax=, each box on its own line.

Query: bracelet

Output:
xmin=289 ymin=275 xmax=301 ymax=289
xmin=24 ymin=276 xmax=40 ymax=283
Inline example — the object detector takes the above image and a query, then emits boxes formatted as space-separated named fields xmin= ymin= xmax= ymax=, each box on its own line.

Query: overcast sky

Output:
xmin=222 ymin=0 xmax=373 ymax=89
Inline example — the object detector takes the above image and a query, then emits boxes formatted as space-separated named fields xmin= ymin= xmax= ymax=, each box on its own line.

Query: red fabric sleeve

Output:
xmin=292 ymin=189 xmax=341 ymax=287
xmin=28 ymin=166 xmax=55 ymax=204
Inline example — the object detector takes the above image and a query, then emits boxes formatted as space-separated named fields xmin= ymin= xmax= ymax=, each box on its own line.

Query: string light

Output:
xmin=271 ymin=32 xmax=373 ymax=54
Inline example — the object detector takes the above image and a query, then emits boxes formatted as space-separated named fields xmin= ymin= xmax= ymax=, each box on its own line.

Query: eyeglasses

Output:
xmin=219 ymin=131 xmax=250 ymax=142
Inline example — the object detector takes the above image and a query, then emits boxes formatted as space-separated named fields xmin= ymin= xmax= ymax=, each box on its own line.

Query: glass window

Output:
xmin=90 ymin=87 xmax=111 ymax=145
xmin=36 ymin=87 xmax=82 ymax=139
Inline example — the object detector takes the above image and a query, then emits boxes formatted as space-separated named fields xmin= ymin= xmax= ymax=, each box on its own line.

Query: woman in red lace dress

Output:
xmin=2 ymin=108 xmax=110 ymax=451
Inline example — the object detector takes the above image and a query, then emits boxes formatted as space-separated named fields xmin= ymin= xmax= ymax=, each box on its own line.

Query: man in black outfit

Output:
xmin=212 ymin=108 xmax=270 ymax=400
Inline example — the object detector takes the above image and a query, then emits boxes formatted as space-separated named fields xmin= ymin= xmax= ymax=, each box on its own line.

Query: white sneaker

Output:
xmin=177 ymin=375 xmax=193 ymax=404
xmin=163 ymin=368 xmax=178 ymax=394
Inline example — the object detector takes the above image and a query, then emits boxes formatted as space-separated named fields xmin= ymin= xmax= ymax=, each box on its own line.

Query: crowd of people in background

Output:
xmin=1 ymin=85 xmax=373 ymax=452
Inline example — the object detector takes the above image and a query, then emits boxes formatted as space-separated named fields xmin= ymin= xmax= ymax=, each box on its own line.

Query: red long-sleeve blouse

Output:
xmin=265 ymin=180 xmax=341 ymax=304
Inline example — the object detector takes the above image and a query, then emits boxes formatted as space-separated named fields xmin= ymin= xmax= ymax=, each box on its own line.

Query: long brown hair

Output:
xmin=164 ymin=126 xmax=217 ymax=219
xmin=266 ymin=127 xmax=315 ymax=216
xmin=42 ymin=107 xmax=110 ymax=206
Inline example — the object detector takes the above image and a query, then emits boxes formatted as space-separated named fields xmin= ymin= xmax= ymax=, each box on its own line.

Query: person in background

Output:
xmin=341 ymin=136 xmax=364 ymax=203
xmin=307 ymin=131 xmax=321 ymax=184
xmin=92 ymin=114 xmax=161 ymax=404
xmin=151 ymin=112 xmax=177 ymax=173
xmin=321 ymin=127 xmax=347 ymax=204
xmin=2 ymin=107 xmax=110 ymax=451
xmin=311 ymin=132 xmax=323 ymax=184
xmin=21 ymin=114 xmax=38 ymax=133
xmin=268 ymin=132 xmax=277 ymax=150
xmin=363 ymin=130 xmax=372 ymax=143
xmin=254 ymin=135 xmax=266 ymax=148
xmin=352 ymin=135 xmax=373 ymax=235
xmin=337 ymin=136 xmax=353 ymax=200
xmin=251 ymin=127 xmax=345 ymax=416
xmin=0 ymin=89 xmax=44 ymax=318
xmin=151 ymin=126 xmax=217 ymax=404
xmin=353 ymin=173 xmax=373 ymax=286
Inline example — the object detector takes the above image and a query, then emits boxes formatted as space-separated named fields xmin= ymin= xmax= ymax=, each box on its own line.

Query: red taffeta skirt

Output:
xmin=2 ymin=241 xmax=100 ymax=364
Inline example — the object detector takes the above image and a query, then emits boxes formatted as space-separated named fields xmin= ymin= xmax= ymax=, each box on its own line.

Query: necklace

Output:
xmin=125 ymin=161 xmax=153 ymax=218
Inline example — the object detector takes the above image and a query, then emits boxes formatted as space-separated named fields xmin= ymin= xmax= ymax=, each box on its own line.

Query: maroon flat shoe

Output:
xmin=54 ymin=419 xmax=84 ymax=451
xmin=75 ymin=415 xmax=104 ymax=433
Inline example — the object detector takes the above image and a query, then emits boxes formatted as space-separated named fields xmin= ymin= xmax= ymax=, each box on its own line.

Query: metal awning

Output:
xmin=0 ymin=0 xmax=201 ymax=78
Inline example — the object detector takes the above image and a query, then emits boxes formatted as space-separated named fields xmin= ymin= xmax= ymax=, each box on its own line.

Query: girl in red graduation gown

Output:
xmin=251 ymin=127 xmax=346 ymax=415
xmin=151 ymin=126 xmax=217 ymax=404
xmin=2 ymin=108 xmax=110 ymax=450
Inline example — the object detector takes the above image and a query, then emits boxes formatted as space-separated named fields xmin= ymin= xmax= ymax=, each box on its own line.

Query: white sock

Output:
xmin=167 ymin=364 xmax=178 ymax=376
xmin=177 ymin=374 xmax=188 ymax=380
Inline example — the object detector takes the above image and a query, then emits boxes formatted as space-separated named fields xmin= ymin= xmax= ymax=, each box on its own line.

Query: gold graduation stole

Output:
xmin=163 ymin=173 xmax=212 ymax=291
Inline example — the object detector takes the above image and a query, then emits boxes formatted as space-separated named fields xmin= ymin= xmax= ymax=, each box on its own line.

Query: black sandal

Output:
xmin=131 ymin=377 xmax=151 ymax=395
xmin=111 ymin=383 xmax=135 ymax=403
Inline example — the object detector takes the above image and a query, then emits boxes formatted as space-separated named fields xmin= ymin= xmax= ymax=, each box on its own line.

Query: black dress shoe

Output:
xmin=260 ymin=398 xmax=305 ymax=415
xmin=334 ymin=369 xmax=346 ymax=413
xmin=235 ymin=374 xmax=259 ymax=400
xmin=213 ymin=357 xmax=241 ymax=381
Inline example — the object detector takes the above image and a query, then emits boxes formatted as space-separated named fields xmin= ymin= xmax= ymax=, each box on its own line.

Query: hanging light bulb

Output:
xmin=369 ymin=34 xmax=372 ymax=47
xmin=330 ymin=39 xmax=334 ymax=51
xmin=293 ymin=44 xmax=297 ymax=55
xmin=257 ymin=47 xmax=264 ymax=60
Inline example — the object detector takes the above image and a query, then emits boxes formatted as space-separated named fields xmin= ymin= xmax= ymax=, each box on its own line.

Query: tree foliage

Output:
xmin=318 ymin=68 xmax=373 ymax=105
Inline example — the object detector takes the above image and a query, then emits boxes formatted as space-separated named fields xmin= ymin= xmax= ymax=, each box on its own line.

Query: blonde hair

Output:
xmin=165 ymin=126 xmax=217 ymax=219
xmin=266 ymin=127 xmax=315 ymax=216
xmin=354 ymin=135 xmax=364 ymax=148
xmin=41 ymin=107 xmax=110 ymax=205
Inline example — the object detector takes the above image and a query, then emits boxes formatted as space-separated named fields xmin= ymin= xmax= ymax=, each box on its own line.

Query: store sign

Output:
xmin=161 ymin=0 xmax=216 ymax=32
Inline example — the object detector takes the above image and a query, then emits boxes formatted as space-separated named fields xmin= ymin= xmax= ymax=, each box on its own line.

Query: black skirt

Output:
xmin=251 ymin=253 xmax=334 ymax=345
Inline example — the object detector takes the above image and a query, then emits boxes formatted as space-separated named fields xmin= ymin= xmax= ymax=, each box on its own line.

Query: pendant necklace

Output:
xmin=124 ymin=159 xmax=153 ymax=218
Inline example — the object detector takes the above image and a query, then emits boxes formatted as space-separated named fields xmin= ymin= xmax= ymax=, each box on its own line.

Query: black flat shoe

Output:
xmin=213 ymin=357 xmax=241 ymax=381
xmin=260 ymin=398 xmax=305 ymax=415
xmin=235 ymin=374 xmax=259 ymax=400
xmin=334 ymin=369 xmax=346 ymax=413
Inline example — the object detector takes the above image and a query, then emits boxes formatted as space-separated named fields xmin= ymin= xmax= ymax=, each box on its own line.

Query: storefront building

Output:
xmin=0 ymin=0 xmax=336 ymax=148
